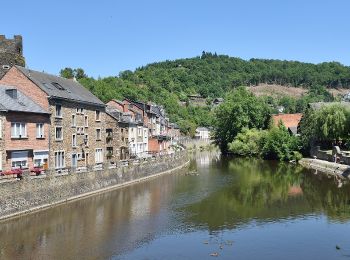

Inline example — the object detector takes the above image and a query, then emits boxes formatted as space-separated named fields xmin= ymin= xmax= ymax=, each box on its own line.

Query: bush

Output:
xmin=260 ymin=124 xmax=301 ymax=161
xmin=292 ymin=151 xmax=303 ymax=162
xmin=228 ymin=128 xmax=266 ymax=156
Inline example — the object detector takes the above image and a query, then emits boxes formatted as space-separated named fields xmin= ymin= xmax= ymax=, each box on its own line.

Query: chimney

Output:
xmin=6 ymin=89 xmax=18 ymax=99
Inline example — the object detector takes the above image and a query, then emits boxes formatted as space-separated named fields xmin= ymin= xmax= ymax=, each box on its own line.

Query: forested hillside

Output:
xmin=61 ymin=52 xmax=350 ymax=135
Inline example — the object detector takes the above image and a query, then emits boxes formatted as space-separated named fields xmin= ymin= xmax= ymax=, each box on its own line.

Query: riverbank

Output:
xmin=0 ymin=151 xmax=189 ymax=221
xmin=299 ymin=158 xmax=350 ymax=179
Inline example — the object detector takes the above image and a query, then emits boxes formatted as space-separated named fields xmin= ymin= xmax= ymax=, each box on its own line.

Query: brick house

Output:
xmin=0 ymin=66 xmax=106 ymax=172
xmin=0 ymin=86 xmax=50 ymax=172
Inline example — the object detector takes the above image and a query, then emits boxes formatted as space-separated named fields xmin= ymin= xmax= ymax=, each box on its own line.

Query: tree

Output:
xmin=260 ymin=123 xmax=301 ymax=161
xmin=228 ymin=128 xmax=266 ymax=156
xmin=60 ymin=67 xmax=74 ymax=79
xmin=75 ymin=68 xmax=87 ymax=80
xmin=299 ymin=103 xmax=350 ymax=151
xmin=213 ymin=87 xmax=271 ymax=153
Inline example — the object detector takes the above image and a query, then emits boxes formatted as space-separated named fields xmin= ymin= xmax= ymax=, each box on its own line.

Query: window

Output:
xmin=55 ymin=104 xmax=62 ymax=117
xmin=0 ymin=119 xmax=2 ymax=138
xmin=95 ymin=148 xmax=103 ymax=164
xmin=11 ymin=151 xmax=28 ymax=169
xmin=55 ymin=151 xmax=65 ymax=169
xmin=52 ymin=82 xmax=65 ymax=90
xmin=33 ymin=151 xmax=48 ymax=168
xmin=2 ymin=65 xmax=10 ymax=70
xmin=85 ymin=153 xmax=89 ymax=166
xmin=12 ymin=160 xmax=27 ymax=168
xmin=107 ymin=147 xmax=113 ymax=154
xmin=95 ymin=110 xmax=101 ymax=121
xmin=72 ymin=115 xmax=76 ymax=127
xmin=11 ymin=123 xmax=27 ymax=138
xmin=84 ymin=115 xmax=88 ymax=127
xmin=96 ymin=128 xmax=101 ymax=140
xmin=77 ymin=127 xmax=84 ymax=135
xmin=77 ymin=108 xmax=84 ymax=114
xmin=84 ymin=134 xmax=89 ymax=146
xmin=71 ymin=154 xmax=77 ymax=168
xmin=36 ymin=123 xmax=44 ymax=138
xmin=55 ymin=127 xmax=63 ymax=140
xmin=72 ymin=134 xmax=77 ymax=147
xmin=138 ymin=128 xmax=142 ymax=136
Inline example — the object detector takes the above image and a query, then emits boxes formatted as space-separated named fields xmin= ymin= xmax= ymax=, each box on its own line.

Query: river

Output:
xmin=1 ymin=152 xmax=350 ymax=259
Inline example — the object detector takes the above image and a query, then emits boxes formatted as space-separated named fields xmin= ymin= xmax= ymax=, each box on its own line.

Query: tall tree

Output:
xmin=60 ymin=67 xmax=74 ymax=79
xmin=213 ymin=87 xmax=271 ymax=153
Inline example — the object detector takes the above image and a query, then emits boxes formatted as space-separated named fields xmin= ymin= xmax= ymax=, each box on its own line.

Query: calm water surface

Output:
xmin=1 ymin=152 xmax=350 ymax=260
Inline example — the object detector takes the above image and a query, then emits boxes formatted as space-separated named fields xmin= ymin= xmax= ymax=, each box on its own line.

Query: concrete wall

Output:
xmin=0 ymin=151 xmax=189 ymax=220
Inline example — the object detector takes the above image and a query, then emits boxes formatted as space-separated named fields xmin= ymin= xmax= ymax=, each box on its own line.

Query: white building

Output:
xmin=195 ymin=127 xmax=210 ymax=140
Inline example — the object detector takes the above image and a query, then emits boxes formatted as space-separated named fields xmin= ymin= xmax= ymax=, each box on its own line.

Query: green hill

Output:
xmin=61 ymin=52 xmax=350 ymax=135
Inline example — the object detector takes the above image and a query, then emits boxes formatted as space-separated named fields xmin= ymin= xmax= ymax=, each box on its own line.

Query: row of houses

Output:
xmin=0 ymin=66 xmax=180 ymax=173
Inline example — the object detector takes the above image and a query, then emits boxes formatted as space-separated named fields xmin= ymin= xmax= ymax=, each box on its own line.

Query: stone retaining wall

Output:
xmin=0 ymin=151 xmax=189 ymax=220
xmin=299 ymin=158 xmax=350 ymax=178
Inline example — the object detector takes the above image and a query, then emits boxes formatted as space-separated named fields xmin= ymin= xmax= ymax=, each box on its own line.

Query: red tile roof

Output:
xmin=272 ymin=113 xmax=302 ymax=128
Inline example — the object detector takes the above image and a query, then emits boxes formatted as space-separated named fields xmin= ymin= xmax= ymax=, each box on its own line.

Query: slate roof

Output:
xmin=309 ymin=102 xmax=350 ymax=110
xmin=0 ymin=86 xmax=49 ymax=114
xmin=196 ymin=127 xmax=210 ymax=131
xmin=106 ymin=106 xmax=122 ymax=121
xmin=15 ymin=66 xmax=105 ymax=107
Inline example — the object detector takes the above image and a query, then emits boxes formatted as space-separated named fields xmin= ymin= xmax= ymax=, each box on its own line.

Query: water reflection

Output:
xmin=1 ymin=152 xmax=350 ymax=259
xmin=183 ymin=157 xmax=350 ymax=232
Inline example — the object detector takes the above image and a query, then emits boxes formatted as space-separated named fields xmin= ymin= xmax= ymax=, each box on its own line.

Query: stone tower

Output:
xmin=0 ymin=35 xmax=25 ymax=79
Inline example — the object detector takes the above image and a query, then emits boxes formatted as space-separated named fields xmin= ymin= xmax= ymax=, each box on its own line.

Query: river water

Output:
xmin=1 ymin=152 xmax=350 ymax=260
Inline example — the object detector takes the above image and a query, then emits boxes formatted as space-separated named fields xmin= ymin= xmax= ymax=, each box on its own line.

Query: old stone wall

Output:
xmin=105 ymin=113 xmax=121 ymax=163
xmin=0 ymin=35 xmax=25 ymax=79
xmin=48 ymin=99 xmax=106 ymax=169
xmin=0 ymin=151 xmax=189 ymax=220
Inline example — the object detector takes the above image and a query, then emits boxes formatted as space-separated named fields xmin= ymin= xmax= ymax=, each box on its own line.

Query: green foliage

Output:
xmin=60 ymin=67 xmax=74 ymax=79
xmin=60 ymin=52 xmax=350 ymax=135
xmin=228 ymin=128 xmax=266 ymax=156
xmin=299 ymin=104 xmax=350 ymax=150
xmin=292 ymin=151 xmax=303 ymax=162
xmin=213 ymin=87 xmax=271 ymax=152
xmin=260 ymin=124 xmax=301 ymax=161
xmin=60 ymin=67 xmax=87 ymax=80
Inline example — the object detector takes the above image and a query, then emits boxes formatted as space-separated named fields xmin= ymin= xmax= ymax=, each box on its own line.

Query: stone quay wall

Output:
xmin=0 ymin=151 xmax=189 ymax=220
xmin=299 ymin=158 xmax=350 ymax=178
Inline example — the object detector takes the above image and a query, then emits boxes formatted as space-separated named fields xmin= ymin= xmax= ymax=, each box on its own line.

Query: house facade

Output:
xmin=105 ymin=106 xmax=129 ymax=163
xmin=107 ymin=99 xmax=149 ymax=158
xmin=195 ymin=127 xmax=210 ymax=140
xmin=0 ymin=86 xmax=50 ymax=172
xmin=0 ymin=66 xmax=106 ymax=172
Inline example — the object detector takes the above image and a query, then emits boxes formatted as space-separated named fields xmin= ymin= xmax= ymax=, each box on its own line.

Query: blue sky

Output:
xmin=2 ymin=0 xmax=350 ymax=77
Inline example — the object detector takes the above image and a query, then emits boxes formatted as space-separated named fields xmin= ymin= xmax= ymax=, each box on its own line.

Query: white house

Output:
xmin=195 ymin=127 xmax=210 ymax=140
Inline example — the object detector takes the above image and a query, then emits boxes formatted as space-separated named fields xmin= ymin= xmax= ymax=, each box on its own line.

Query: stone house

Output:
xmin=0 ymin=66 xmax=106 ymax=172
xmin=0 ymin=86 xmax=50 ymax=172
xmin=107 ymin=99 xmax=148 ymax=158
xmin=105 ymin=106 xmax=129 ymax=163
